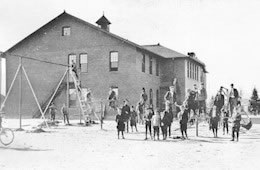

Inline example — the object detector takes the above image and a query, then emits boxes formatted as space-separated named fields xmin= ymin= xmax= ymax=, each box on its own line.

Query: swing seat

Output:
xmin=242 ymin=121 xmax=252 ymax=130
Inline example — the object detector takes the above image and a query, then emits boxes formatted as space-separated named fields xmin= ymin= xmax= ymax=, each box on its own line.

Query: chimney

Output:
xmin=96 ymin=14 xmax=111 ymax=32
xmin=187 ymin=52 xmax=196 ymax=58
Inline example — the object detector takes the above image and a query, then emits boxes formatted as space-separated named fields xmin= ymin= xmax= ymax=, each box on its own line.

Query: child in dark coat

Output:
xmin=161 ymin=110 xmax=170 ymax=140
xmin=130 ymin=106 xmax=138 ymax=132
xmin=144 ymin=107 xmax=154 ymax=140
xmin=116 ymin=108 xmax=125 ymax=139
xmin=231 ymin=107 xmax=242 ymax=141
xmin=223 ymin=110 xmax=229 ymax=135
xmin=176 ymin=102 xmax=189 ymax=139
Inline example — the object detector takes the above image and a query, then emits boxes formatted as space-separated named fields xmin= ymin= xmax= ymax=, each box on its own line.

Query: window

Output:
xmin=149 ymin=56 xmax=152 ymax=74
xmin=187 ymin=61 xmax=190 ymax=78
xmin=80 ymin=53 xmax=88 ymax=73
xmin=156 ymin=59 xmax=159 ymax=76
xmin=111 ymin=86 xmax=119 ymax=99
xmin=156 ymin=89 xmax=159 ymax=108
xmin=189 ymin=62 xmax=192 ymax=79
xmin=69 ymin=88 xmax=77 ymax=107
xmin=68 ymin=54 xmax=76 ymax=82
xmin=195 ymin=65 xmax=197 ymax=80
xmin=149 ymin=89 xmax=153 ymax=106
xmin=62 ymin=26 xmax=71 ymax=36
xmin=110 ymin=52 xmax=118 ymax=71
xmin=142 ymin=54 xmax=145 ymax=72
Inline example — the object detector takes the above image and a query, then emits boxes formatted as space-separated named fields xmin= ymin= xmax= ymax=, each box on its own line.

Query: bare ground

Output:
xmin=1 ymin=119 xmax=260 ymax=170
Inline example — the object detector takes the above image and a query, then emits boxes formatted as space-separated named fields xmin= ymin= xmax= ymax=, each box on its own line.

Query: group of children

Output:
xmin=115 ymin=101 xmax=190 ymax=140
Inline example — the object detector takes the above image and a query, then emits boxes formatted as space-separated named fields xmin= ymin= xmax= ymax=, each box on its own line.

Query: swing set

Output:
xmin=0 ymin=53 xmax=104 ymax=130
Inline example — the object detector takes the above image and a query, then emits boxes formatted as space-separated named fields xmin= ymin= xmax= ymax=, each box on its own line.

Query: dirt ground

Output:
xmin=1 ymin=118 xmax=260 ymax=170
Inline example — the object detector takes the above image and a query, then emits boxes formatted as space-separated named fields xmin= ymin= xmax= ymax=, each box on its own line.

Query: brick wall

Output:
xmin=5 ymin=15 xmax=161 ymax=118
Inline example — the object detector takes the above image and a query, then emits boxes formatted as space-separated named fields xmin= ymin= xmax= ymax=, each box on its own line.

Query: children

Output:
xmin=61 ymin=103 xmax=70 ymax=125
xmin=144 ymin=107 xmax=153 ymax=140
xmin=231 ymin=107 xmax=242 ymax=141
xmin=130 ymin=106 xmax=138 ymax=132
xmin=116 ymin=108 xmax=125 ymax=139
xmin=152 ymin=109 xmax=161 ymax=140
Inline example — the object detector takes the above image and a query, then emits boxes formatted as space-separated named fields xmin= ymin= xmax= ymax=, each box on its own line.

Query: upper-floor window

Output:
xmin=156 ymin=59 xmax=159 ymax=76
xmin=62 ymin=26 xmax=71 ymax=36
xmin=149 ymin=56 xmax=152 ymax=74
xmin=187 ymin=61 xmax=190 ymax=78
xmin=156 ymin=89 xmax=159 ymax=108
xmin=110 ymin=51 xmax=118 ymax=71
xmin=142 ymin=54 xmax=145 ymax=72
xmin=149 ymin=89 xmax=153 ymax=106
xmin=80 ymin=53 xmax=88 ymax=73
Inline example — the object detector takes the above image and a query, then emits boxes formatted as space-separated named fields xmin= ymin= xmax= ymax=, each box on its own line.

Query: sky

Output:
xmin=1 ymin=0 xmax=260 ymax=99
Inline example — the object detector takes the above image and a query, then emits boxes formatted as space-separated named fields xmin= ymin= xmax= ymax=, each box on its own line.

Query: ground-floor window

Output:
xmin=149 ymin=89 xmax=153 ymax=106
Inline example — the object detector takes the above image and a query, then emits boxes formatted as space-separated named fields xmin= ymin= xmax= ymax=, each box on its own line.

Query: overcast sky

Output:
xmin=1 ymin=0 xmax=260 ymax=98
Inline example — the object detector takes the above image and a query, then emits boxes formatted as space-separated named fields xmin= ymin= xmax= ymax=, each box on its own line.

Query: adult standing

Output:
xmin=214 ymin=89 xmax=225 ymax=117
xmin=229 ymin=84 xmax=239 ymax=116
xmin=198 ymin=83 xmax=207 ymax=116
xmin=121 ymin=100 xmax=131 ymax=133
xmin=164 ymin=85 xmax=177 ymax=137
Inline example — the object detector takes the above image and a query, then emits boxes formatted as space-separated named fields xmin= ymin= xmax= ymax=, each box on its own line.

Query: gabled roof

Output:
xmin=4 ymin=11 xmax=207 ymax=73
xmin=143 ymin=44 xmax=207 ymax=72
xmin=143 ymin=44 xmax=187 ymax=58
xmin=5 ymin=11 xmax=145 ymax=54
xmin=96 ymin=15 xmax=111 ymax=25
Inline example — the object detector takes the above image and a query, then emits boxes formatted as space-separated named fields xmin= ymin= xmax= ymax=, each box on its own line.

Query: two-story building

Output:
xmin=2 ymin=11 xmax=207 ymax=118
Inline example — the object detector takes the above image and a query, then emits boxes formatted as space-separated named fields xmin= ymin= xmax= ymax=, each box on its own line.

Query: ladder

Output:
xmin=70 ymin=70 xmax=100 ymax=124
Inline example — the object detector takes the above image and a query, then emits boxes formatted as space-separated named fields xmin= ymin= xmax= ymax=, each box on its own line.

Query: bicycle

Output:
xmin=0 ymin=117 xmax=14 ymax=146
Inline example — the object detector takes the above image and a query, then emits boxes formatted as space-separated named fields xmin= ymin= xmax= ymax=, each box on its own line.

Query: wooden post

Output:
xmin=101 ymin=101 xmax=103 ymax=130
xmin=17 ymin=57 xmax=24 ymax=131
xmin=196 ymin=116 xmax=199 ymax=137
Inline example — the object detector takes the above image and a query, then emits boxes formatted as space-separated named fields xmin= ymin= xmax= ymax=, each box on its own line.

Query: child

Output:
xmin=61 ymin=103 xmax=70 ymax=125
xmin=161 ymin=110 xmax=170 ymax=140
xmin=144 ymin=107 xmax=153 ymax=140
xmin=176 ymin=102 xmax=189 ymax=139
xmin=116 ymin=108 xmax=125 ymax=139
xmin=49 ymin=103 xmax=57 ymax=122
xmin=231 ymin=107 xmax=242 ymax=141
xmin=209 ymin=105 xmax=219 ymax=138
xmin=223 ymin=110 xmax=229 ymax=135
xmin=137 ymin=102 xmax=144 ymax=124
xmin=130 ymin=106 xmax=138 ymax=132
xmin=152 ymin=109 xmax=161 ymax=140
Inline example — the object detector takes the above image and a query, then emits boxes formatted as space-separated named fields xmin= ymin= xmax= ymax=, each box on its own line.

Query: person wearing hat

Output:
xmin=144 ymin=106 xmax=154 ymax=140
xmin=198 ymin=83 xmax=207 ymax=116
xmin=229 ymin=84 xmax=239 ymax=116
xmin=121 ymin=99 xmax=130 ymax=133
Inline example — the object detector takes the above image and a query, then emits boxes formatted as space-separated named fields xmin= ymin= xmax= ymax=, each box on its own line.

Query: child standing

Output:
xmin=176 ymin=102 xmax=189 ymax=139
xmin=144 ymin=107 xmax=153 ymax=140
xmin=161 ymin=110 xmax=170 ymax=140
xmin=223 ymin=110 xmax=229 ymax=135
xmin=49 ymin=103 xmax=57 ymax=122
xmin=61 ymin=103 xmax=70 ymax=125
xmin=231 ymin=107 xmax=242 ymax=141
xmin=152 ymin=110 xmax=161 ymax=140
xmin=130 ymin=106 xmax=138 ymax=132
xmin=116 ymin=108 xmax=125 ymax=139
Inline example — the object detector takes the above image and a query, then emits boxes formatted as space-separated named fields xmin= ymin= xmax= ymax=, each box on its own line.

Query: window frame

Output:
xmin=80 ymin=53 xmax=88 ymax=73
xmin=142 ymin=54 xmax=145 ymax=73
xmin=109 ymin=51 xmax=119 ymax=71
xmin=149 ymin=56 xmax=152 ymax=74
xmin=156 ymin=59 xmax=159 ymax=76
xmin=62 ymin=26 xmax=71 ymax=36
xmin=149 ymin=89 xmax=153 ymax=105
